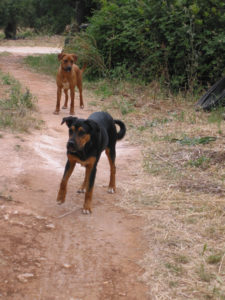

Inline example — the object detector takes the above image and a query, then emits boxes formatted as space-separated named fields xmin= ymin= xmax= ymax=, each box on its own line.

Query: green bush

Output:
xmin=79 ymin=0 xmax=225 ymax=91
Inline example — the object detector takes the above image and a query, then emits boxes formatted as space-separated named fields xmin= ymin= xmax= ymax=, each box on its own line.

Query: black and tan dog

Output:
xmin=56 ymin=111 xmax=126 ymax=214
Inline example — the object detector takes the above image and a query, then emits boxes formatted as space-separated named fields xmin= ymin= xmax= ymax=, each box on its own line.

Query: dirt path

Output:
xmin=0 ymin=52 xmax=149 ymax=299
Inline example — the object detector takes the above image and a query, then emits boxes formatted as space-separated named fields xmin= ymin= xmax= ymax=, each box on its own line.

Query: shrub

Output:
xmin=79 ymin=0 xmax=225 ymax=91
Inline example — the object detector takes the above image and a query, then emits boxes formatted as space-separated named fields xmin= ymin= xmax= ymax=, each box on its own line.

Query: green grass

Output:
xmin=171 ymin=135 xmax=217 ymax=146
xmin=0 ymin=71 xmax=41 ymax=132
xmin=24 ymin=54 xmax=58 ymax=78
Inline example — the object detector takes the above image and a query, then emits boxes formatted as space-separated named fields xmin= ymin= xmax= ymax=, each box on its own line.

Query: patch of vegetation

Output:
xmin=171 ymin=136 xmax=217 ymax=146
xmin=24 ymin=54 xmax=58 ymax=78
xmin=0 ymin=71 xmax=41 ymax=132
xmin=207 ymin=253 xmax=223 ymax=265
xmin=186 ymin=156 xmax=211 ymax=168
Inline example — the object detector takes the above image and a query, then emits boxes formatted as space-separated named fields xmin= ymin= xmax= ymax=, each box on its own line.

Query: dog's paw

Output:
xmin=56 ymin=199 xmax=64 ymax=205
xmin=108 ymin=187 xmax=115 ymax=194
xmin=82 ymin=209 xmax=91 ymax=214
xmin=80 ymin=105 xmax=84 ymax=109
xmin=77 ymin=188 xmax=85 ymax=194
xmin=62 ymin=105 xmax=68 ymax=109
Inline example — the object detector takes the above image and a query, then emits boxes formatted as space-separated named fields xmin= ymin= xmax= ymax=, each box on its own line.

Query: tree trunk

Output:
xmin=4 ymin=21 xmax=17 ymax=39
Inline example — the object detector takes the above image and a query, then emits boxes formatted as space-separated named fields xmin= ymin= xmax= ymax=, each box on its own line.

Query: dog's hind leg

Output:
xmin=57 ymin=160 xmax=75 ymax=204
xmin=62 ymin=89 xmax=69 ymax=109
xmin=105 ymin=147 xmax=116 ymax=194
xmin=78 ymin=85 xmax=84 ymax=109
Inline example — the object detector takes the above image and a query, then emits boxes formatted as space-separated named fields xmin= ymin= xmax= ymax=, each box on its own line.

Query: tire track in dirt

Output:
xmin=0 ymin=54 xmax=149 ymax=300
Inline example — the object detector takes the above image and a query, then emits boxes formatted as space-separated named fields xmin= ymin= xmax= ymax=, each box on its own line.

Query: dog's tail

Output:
xmin=81 ymin=63 xmax=87 ymax=73
xmin=114 ymin=119 xmax=126 ymax=140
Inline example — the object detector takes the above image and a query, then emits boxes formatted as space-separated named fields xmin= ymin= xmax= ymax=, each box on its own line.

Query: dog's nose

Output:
xmin=66 ymin=66 xmax=72 ymax=72
xmin=67 ymin=140 xmax=75 ymax=148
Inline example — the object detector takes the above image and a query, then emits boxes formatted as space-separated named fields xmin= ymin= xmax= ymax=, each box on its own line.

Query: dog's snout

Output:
xmin=67 ymin=140 xmax=75 ymax=148
xmin=66 ymin=66 xmax=72 ymax=72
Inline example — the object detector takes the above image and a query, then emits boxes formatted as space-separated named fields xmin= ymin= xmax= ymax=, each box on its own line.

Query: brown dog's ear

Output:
xmin=58 ymin=52 xmax=65 ymax=61
xmin=72 ymin=54 xmax=78 ymax=63
xmin=61 ymin=116 xmax=77 ymax=127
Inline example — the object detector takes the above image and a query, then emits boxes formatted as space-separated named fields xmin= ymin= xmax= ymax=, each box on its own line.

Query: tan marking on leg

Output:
xmin=56 ymin=161 xmax=76 ymax=204
xmin=105 ymin=148 xmax=116 ymax=193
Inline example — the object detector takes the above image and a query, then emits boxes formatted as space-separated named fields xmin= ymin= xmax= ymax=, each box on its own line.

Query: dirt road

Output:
xmin=0 ymin=51 xmax=149 ymax=299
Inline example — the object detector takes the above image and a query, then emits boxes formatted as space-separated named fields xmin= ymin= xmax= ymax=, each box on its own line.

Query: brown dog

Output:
xmin=54 ymin=52 xmax=86 ymax=115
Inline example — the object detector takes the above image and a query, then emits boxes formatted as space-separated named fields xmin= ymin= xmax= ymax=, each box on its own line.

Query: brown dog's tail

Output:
xmin=81 ymin=63 xmax=87 ymax=73
xmin=114 ymin=119 xmax=126 ymax=140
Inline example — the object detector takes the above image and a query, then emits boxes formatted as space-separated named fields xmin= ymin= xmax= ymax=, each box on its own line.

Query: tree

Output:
xmin=0 ymin=0 xmax=34 ymax=38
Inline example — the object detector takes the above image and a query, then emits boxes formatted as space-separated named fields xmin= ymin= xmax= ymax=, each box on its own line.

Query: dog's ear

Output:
xmin=58 ymin=52 xmax=65 ymax=61
xmin=84 ymin=119 xmax=100 ymax=133
xmin=61 ymin=116 xmax=77 ymax=128
xmin=72 ymin=54 xmax=78 ymax=63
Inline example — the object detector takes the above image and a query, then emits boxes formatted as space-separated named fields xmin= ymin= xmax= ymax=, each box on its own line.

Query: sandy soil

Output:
xmin=0 ymin=49 xmax=149 ymax=299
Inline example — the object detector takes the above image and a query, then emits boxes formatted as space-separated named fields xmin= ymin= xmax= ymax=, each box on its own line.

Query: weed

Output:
xmin=95 ymin=82 xmax=113 ymax=98
xmin=165 ymin=262 xmax=183 ymax=275
xmin=207 ymin=253 xmax=222 ymax=265
xmin=1 ymin=73 xmax=15 ymax=85
xmin=197 ymin=264 xmax=212 ymax=282
xmin=171 ymin=135 xmax=217 ymax=146
xmin=137 ymin=118 xmax=171 ymax=131
xmin=174 ymin=255 xmax=189 ymax=264
xmin=0 ymin=71 xmax=39 ymax=132
xmin=186 ymin=156 xmax=210 ymax=168
xmin=208 ymin=106 xmax=225 ymax=132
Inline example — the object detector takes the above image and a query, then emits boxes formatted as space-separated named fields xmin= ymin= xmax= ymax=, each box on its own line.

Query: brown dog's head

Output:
xmin=61 ymin=116 xmax=99 ymax=153
xmin=58 ymin=52 xmax=78 ymax=73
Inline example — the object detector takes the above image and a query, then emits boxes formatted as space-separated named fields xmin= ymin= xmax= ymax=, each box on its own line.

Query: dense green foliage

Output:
xmin=0 ymin=0 xmax=99 ymax=35
xmin=81 ymin=0 xmax=225 ymax=90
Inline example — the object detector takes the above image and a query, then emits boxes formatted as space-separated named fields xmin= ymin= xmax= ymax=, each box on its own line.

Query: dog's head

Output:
xmin=58 ymin=52 xmax=78 ymax=73
xmin=61 ymin=116 xmax=100 ymax=153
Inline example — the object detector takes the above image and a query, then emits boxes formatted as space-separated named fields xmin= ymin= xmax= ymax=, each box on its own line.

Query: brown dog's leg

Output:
xmin=78 ymin=86 xmax=84 ymax=109
xmin=54 ymin=87 xmax=62 ymax=114
xmin=62 ymin=89 xmax=69 ymax=109
xmin=57 ymin=160 xmax=75 ymax=204
xmin=105 ymin=148 xmax=116 ymax=193
xmin=70 ymin=89 xmax=75 ymax=115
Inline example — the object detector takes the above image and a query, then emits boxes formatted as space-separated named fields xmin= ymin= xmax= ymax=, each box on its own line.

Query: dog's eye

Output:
xmin=64 ymin=60 xmax=68 ymax=63
xmin=70 ymin=60 xmax=73 ymax=64
xmin=78 ymin=130 xmax=85 ymax=136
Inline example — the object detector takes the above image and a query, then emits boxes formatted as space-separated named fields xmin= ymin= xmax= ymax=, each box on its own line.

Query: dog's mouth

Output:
xmin=63 ymin=67 xmax=72 ymax=72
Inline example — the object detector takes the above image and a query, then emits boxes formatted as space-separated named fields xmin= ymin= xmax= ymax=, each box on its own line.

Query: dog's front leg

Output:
xmin=70 ymin=88 xmax=75 ymax=115
xmin=54 ymin=87 xmax=62 ymax=114
xmin=83 ymin=161 xmax=97 ymax=214
xmin=57 ymin=160 xmax=75 ymax=204
xmin=62 ymin=89 xmax=69 ymax=109
xmin=77 ymin=168 xmax=88 ymax=194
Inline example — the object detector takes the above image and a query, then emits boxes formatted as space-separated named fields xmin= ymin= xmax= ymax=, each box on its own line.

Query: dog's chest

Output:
xmin=62 ymin=81 xmax=70 ymax=89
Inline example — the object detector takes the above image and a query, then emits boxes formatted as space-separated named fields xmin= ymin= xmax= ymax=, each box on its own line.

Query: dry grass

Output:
xmin=87 ymin=80 xmax=225 ymax=299
xmin=0 ymin=32 xmax=64 ymax=48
